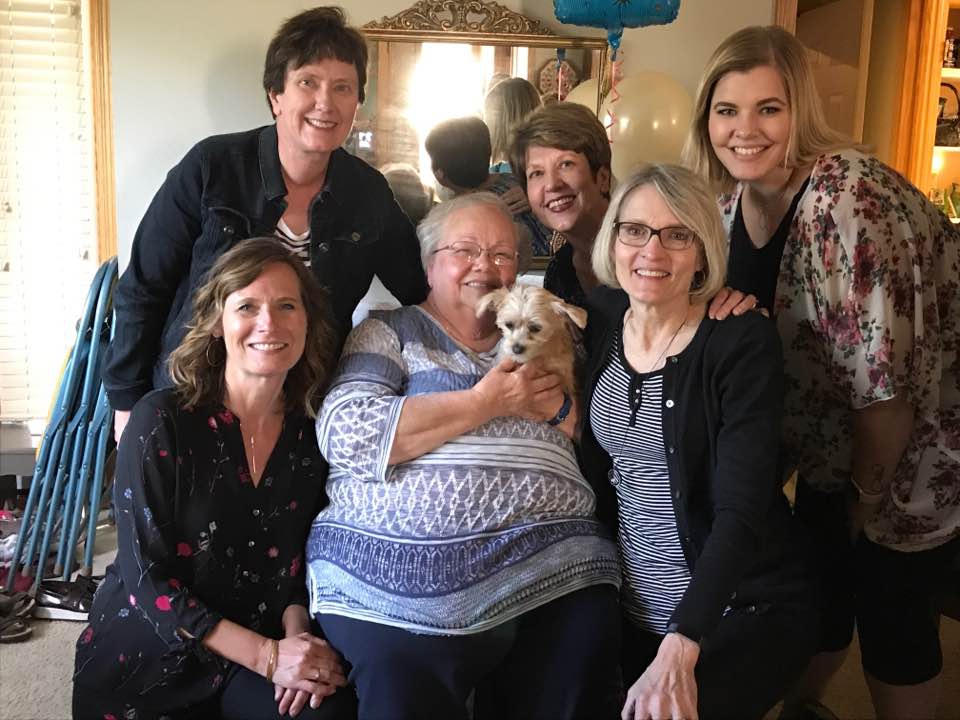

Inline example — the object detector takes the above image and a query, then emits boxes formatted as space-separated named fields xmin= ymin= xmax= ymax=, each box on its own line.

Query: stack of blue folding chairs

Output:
xmin=4 ymin=257 xmax=118 ymax=593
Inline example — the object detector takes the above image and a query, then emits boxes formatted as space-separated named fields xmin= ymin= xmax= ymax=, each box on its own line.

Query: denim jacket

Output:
xmin=104 ymin=124 xmax=429 ymax=410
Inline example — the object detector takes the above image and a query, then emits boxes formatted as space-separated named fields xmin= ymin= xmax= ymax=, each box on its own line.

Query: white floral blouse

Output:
xmin=719 ymin=149 xmax=960 ymax=552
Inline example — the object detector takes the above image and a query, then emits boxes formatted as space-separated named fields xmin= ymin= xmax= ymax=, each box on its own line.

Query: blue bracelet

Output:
xmin=547 ymin=392 xmax=572 ymax=426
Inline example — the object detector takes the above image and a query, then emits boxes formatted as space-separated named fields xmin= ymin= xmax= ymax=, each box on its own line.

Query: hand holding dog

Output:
xmin=474 ymin=358 xmax=564 ymax=422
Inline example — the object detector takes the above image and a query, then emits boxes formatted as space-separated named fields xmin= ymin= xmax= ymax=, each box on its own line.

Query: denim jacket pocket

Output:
xmin=201 ymin=205 xmax=253 ymax=255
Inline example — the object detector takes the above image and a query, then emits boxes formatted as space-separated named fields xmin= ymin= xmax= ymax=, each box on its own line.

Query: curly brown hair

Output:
xmin=167 ymin=239 xmax=337 ymax=417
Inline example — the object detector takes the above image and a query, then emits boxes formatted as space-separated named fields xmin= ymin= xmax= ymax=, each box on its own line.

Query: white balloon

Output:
xmin=601 ymin=72 xmax=693 ymax=180
xmin=564 ymin=78 xmax=601 ymax=111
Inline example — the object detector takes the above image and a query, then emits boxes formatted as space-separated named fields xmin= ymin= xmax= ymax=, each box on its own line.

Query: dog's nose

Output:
xmin=512 ymin=343 xmax=525 ymax=355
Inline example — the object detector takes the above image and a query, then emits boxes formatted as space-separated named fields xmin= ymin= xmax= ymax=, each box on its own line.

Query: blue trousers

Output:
xmin=319 ymin=584 xmax=622 ymax=720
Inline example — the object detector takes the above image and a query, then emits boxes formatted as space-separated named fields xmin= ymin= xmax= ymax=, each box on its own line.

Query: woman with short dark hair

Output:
xmin=73 ymin=240 xmax=354 ymax=720
xmin=104 ymin=6 xmax=428 ymax=443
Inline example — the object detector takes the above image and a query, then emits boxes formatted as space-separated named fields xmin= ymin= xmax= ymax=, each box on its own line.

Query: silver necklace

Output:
xmin=248 ymin=432 xmax=257 ymax=478
xmin=622 ymin=311 xmax=686 ymax=427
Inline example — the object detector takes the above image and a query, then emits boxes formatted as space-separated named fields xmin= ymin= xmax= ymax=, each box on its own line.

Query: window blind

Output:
xmin=0 ymin=0 xmax=98 ymax=421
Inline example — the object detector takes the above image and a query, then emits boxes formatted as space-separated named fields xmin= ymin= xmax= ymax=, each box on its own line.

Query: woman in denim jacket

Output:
xmin=104 ymin=7 xmax=428 ymax=440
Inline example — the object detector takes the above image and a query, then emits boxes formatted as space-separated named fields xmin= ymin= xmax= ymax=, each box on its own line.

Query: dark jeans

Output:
xmin=73 ymin=665 xmax=358 ymax=720
xmin=621 ymin=602 xmax=818 ymax=720
xmin=795 ymin=477 xmax=960 ymax=684
xmin=318 ymin=584 xmax=622 ymax=720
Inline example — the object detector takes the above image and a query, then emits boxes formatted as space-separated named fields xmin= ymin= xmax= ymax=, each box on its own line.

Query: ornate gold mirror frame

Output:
xmin=359 ymin=0 xmax=608 ymax=268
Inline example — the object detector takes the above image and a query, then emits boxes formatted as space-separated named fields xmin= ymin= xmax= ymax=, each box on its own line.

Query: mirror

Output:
xmin=348 ymin=0 xmax=609 ymax=268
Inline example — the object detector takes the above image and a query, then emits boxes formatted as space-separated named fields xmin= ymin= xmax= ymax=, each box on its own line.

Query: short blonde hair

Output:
xmin=167 ymin=239 xmax=337 ymax=417
xmin=682 ymin=25 xmax=850 ymax=191
xmin=591 ymin=164 xmax=727 ymax=304
xmin=484 ymin=77 xmax=542 ymax=165
xmin=508 ymin=103 xmax=611 ymax=192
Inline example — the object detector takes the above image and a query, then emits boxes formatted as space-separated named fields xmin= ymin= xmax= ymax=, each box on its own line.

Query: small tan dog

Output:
xmin=476 ymin=283 xmax=587 ymax=396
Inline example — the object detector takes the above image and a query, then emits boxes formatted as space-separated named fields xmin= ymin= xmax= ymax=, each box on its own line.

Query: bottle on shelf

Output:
xmin=946 ymin=27 xmax=956 ymax=68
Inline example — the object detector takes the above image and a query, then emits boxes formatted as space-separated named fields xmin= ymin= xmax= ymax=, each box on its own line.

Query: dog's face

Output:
xmin=476 ymin=284 xmax=587 ymax=363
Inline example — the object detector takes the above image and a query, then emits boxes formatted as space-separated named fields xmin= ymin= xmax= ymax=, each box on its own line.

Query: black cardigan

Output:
xmin=578 ymin=287 xmax=813 ymax=642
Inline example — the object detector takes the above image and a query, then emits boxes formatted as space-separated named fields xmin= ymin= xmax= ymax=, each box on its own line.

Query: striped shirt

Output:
xmin=589 ymin=332 xmax=691 ymax=633
xmin=274 ymin=217 xmax=311 ymax=267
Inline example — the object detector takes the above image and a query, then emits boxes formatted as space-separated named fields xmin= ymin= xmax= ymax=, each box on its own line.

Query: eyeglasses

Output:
xmin=614 ymin=222 xmax=697 ymax=250
xmin=432 ymin=242 xmax=518 ymax=267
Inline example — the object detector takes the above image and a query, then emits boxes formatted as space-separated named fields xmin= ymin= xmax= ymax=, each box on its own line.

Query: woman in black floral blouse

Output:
xmin=73 ymin=239 xmax=353 ymax=719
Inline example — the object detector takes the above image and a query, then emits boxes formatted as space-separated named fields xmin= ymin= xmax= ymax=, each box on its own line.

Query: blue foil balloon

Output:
xmin=554 ymin=0 xmax=681 ymax=56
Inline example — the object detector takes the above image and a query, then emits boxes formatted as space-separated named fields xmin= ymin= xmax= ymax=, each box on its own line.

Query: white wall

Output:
xmin=110 ymin=0 xmax=772 ymax=262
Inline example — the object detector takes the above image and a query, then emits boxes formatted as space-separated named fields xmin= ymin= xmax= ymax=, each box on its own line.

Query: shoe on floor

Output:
xmin=0 ymin=614 xmax=32 ymax=643
xmin=0 ymin=591 xmax=35 ymax=618
xmin=34 ymin=579 xmax=93 ymax=621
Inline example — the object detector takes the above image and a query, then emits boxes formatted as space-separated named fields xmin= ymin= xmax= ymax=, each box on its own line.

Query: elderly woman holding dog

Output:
xmin=73 ymin=240 xmax=353 ymax=720
xmin=306 ymin=192 xmax=621 ymax=720
xmin=579 ymin=164 xmax=816 ymax=720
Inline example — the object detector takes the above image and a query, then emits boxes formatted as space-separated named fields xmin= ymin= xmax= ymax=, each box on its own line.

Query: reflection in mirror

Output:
xmin=349 ymin=41 xmax=603 ymax=192
xmin=351 ymin=0 xmax=608 ymax=268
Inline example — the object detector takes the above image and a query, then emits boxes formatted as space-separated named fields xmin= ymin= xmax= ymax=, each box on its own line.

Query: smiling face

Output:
xmin=613 ymin=184 xmax=702 ymax=310
xmin=219 ymin=262 xmax=307 ymax=385
xmin=426 ymin=204 xmax=518 ymax=316
xmin=707 ymin=65 xmax=792 ymax=187
xmin=524 ymin=145 xmax=610 ymax=245
xmin=269 ymin=58 xmax=359 ymax=161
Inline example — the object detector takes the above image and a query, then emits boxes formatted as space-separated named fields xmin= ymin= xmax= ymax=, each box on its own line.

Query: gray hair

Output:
xmin=592 ymin=164 xmax=728 ymax=303
xmin=416 ymin=192 xmax=518 ymax=270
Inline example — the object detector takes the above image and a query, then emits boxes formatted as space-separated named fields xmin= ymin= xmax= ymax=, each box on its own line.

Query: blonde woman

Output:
xmin=684 ymin=25 xmax=960 ymax=720
xmin=73 ymin=240 xmax=352 ymax=720
xmin=483 ymin=77 xmax=542 ymax=173
xmin=580 ymin=164 xmax=816 ymax=720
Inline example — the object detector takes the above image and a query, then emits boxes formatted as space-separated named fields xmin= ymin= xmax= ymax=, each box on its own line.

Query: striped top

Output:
xmin=274 ymin=218 xmax=311 ymax=267
xmin=307 ymin=306 xmax=620 ymax=634
xmin=589 ymin=332 xmax=691 ymax=633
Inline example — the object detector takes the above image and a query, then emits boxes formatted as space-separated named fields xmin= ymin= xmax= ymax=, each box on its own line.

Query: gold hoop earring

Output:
xmin=206 ymin=338 xmax=222 ymax=367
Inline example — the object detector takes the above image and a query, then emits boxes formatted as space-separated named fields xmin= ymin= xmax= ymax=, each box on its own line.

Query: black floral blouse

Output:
xmin=73 ymin=389 xmax=327 ymax=717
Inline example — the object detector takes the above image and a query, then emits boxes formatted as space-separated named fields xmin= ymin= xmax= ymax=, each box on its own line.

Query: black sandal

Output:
xmin=0 ymin=614 xmax=32 ymax=643
xmin=0 ymin=591 xmax=36 ymax=618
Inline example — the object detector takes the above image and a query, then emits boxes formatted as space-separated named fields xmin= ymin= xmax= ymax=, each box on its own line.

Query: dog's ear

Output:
xmin=476 ymin=287 xmax=509 ymax=318
xmin=551 ymin=300 xmax=588 ymax=329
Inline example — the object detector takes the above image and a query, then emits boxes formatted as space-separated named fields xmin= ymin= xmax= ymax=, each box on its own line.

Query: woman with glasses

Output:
xmin=579 ymin=165 xmax=816 ymax=720
xmin=305 ymin=192 xmax=622 ymax=719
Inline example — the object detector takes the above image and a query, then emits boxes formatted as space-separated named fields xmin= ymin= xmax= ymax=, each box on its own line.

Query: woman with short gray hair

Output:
xmin=306 ymin=192 xmax=621 ymax=719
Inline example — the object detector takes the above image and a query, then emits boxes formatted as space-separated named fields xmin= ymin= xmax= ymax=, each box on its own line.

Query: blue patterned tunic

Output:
xmin=307 ymin=306 xmax=620 ymax=634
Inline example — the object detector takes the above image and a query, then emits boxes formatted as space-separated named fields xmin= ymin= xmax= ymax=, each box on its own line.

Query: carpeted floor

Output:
xmin=2 ymin=526 xmax=958 ymax=720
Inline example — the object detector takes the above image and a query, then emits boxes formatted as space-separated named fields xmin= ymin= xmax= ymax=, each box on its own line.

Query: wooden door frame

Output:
xmin=896 ymin=0 xmax=949 ymax=191
xmin=775 ymin=0 xmax=933 ymax=184
xmin=88 ymin=0 xmax=117 ymax=261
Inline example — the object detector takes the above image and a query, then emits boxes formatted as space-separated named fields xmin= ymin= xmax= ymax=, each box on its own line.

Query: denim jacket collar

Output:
xmin=257 ymin=124 xmax=362 ymax=211
xmin=258 ymin=124 xmax=287 ymax=202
